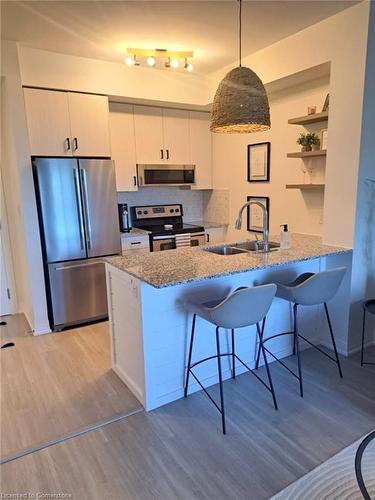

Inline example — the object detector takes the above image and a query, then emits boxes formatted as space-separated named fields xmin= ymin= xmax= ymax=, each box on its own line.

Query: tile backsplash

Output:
xmin=117 ymin=188 xmax=205 ymax=221
xmin=117 ymin=188 xmax=230 ymax=224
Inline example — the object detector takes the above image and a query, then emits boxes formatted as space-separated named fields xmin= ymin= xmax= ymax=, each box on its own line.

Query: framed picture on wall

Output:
xmin=247 ymin=142 xmax=270 ymax=182
xmin=247 ymin=196 xmax=270 ymax=233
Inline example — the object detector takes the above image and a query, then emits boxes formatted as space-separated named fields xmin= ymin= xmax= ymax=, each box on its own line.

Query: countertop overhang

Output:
xmin=105 ymin=233 xmax=352 ymax=289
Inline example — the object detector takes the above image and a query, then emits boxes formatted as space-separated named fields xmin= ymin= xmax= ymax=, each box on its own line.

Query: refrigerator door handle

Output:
xmin=73 ymin=168 xmax=85 ymax=250
xmin=80 ymin=168 xmax=92 ymax=249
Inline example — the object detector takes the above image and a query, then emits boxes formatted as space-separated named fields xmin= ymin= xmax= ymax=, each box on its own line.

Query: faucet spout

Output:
xmin=235 ymin=201 xmax=269 ymax=251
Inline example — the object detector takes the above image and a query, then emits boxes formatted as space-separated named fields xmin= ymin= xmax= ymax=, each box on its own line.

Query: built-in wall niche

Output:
xmin=286 ymin=95 xmax=329 ymax=191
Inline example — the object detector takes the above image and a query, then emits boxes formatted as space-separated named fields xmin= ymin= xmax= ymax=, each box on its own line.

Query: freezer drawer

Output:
xmin=48 ymin=259 xmax=108 ymax=329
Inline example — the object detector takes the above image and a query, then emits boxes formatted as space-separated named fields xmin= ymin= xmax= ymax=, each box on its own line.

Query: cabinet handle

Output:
xmin=166 ymin=149 xmax=170 ymax=160
xmin=130 ymin=241 xmax=141 ymax=245
xmin=160 ymin=149 xmax=164 ymax=160
xmin=133 ymin=175 xmax=137 ymax=187
xmin=65 ymin=138 xmax=71 ymax=151
xmin=73 ymin=137 xmax=78 ymax=150
xmin=206 ymin=233 xmax=210 ymax=243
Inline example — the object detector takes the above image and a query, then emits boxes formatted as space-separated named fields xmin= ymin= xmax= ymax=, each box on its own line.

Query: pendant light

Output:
xmin=210 ymin=0 xmax=270 ymax=133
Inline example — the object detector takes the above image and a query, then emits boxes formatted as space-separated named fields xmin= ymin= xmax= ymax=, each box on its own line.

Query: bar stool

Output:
xmin=256 ymin=267 xmax=346 ymax=397
xmin=361 ymin=299 xmax=375 ymax=366
xmin=184 ymin=284 xmax=278 ymax=434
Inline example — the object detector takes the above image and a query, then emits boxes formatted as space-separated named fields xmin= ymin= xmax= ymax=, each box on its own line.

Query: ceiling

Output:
xmin=1 ymin=0 xmax=359 ymax=74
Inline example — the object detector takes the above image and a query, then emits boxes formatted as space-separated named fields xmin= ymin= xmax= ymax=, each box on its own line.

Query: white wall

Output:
xmin=213 ymin=77 xmax=329 ymax=242
xmin=348 ymin=2 xmax=375 ymax=351
xmin=18 ymin=47 xmax=210 ymax=108
xmin=1 ymin=41 xmax=50 ymax=334
xmin=209 ymin=1 xmax=370 ymax=249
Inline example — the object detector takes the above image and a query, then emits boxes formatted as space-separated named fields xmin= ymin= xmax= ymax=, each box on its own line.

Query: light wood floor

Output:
xmin=1 ymin=328 xmax=374 ymax=500
xmin=1 ymin=315 xmax=142 ymax=460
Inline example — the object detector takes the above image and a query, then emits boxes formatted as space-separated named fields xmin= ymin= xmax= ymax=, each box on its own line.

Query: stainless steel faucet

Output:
xmin=235 ymin=201 xmax=269 ymax=252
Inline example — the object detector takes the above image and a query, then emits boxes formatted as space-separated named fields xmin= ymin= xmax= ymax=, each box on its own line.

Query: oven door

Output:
xmin=152 ymin=236 xmax=176 ymax=252
xmin=137 ymin=165 xmax=195 ymax=187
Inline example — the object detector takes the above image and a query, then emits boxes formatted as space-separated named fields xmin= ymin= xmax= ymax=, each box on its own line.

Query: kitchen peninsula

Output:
xmin=105 ymin=234 xmax=352 ymax=411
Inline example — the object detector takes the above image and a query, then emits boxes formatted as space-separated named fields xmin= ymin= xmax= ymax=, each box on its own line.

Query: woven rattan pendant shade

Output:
xmin=210 ymin=66 xmax=270 ymax=133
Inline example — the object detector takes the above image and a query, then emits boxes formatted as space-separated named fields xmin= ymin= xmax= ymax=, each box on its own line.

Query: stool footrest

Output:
xmin=298 ymin=334 xmax=340 ymax=365
xmin=188 ymin=352 xmax=275 ymax=398
xmin=263 ymin=347 xmax=301 ymax=381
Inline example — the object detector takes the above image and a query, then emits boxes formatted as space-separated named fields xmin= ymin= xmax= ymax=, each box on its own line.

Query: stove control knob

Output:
xmin=137 ymin=210 xmax=142 ymax=215
xmin=143 ymin=210 xmax=148 ymax=215
xmin=170 ymin=209 xmax=174 ymax=213
xmin=175 ymin=208 xmax=180 ymax=213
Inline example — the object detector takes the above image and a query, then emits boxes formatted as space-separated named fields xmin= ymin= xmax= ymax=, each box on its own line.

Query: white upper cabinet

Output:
xmin=68 ymin=93 xmax=110 ymax=157
xmin=24 ymin=88 xmax=111 ymax=157
xmin=189 ymin=111 xmax=212 ymax=190
xmin=162 ymin=109 xmax=190 ymax=164
xmin=109 ymin=103 xmax=138 ymax=192
xmin=133 ymin=105 xmax=164 ymax=164
xmin=24 ymin=88 xmax=72 ymax=157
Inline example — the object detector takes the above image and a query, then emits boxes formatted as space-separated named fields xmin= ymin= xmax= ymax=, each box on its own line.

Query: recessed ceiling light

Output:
xmin=125 ymin=56 xmax=134 ymax=66
xmin=147 ymin=56 xmax=156 ymax=67
xmin=170 ymin=59 xmax=179 ymax=69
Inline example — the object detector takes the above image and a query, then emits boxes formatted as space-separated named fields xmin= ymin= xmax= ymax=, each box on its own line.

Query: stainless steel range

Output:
xmin=130 ymin=204 xmax=205 ymax=252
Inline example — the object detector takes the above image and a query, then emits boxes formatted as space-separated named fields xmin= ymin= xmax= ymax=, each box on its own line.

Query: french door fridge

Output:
xmin=33 ymin=158 xmax=121 ymax=330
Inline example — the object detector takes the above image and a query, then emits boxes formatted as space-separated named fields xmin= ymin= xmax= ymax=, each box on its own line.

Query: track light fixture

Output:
xmin=125 ymin=48 xmax=194 ymax=71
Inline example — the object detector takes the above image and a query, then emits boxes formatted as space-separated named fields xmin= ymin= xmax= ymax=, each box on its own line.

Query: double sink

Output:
xmin=204 ymin=241 xmax=280 ymax=256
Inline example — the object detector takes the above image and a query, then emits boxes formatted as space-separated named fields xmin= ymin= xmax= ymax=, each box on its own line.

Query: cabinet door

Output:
xmin=162 ymin=108 xmax=190 ymax=164
xmin=68 ymin=93 xmax=111 ymax=157
xmin=133 ymin=105 xmax=164 ymax=164
xmin=190 ymin=111 xmax=212 ymax=189
xmin=205 ymin=227 xmax=225 ymax=244
xmin=24 ymin=88 xmax=72 ymax=156
xmin=109 ymin=103 xmax=138 ymax=191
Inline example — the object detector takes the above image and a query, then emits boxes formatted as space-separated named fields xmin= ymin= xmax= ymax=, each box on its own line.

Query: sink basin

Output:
xmin=234 ymin=241 xmax=280 ymax=252
xmin=205 ymin=246 xmax=248 ymax=255
xmin=204 ymin=241 xmax=280 ymax=256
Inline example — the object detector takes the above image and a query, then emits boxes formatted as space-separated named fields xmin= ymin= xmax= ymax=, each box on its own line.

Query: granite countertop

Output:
xmin=120 ymin=228 xmax=151 ymax=238
xmin=106 ymin=233 xmax=351 ymax=289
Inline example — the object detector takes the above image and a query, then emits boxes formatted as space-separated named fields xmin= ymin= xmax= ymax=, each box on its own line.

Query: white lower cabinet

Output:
xmin=121 ymin=234 xmax=150 ymax=254
xmin=205 ymin=227 xmax=226 ymax=244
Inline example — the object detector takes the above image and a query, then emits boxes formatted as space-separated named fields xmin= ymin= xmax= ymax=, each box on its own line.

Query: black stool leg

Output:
xmin=324 ymin=303 xmax=343 ymax=378
xmin=216 ymin=326 xmax=226 ymax=434
xmin=256 ymin=322 xmax=278 ymax=411
xmin=294 ymin=304 xmax=304 ymax=397
xmin=184 ymin=314 xmax=196 ymax=398
xmin=231 ymin=329 xmax=236 ymax=379
xmin=255 ymin=317 xmax=266 ymax=370
xmin=361 ymin=307 xmax=366 ymax=367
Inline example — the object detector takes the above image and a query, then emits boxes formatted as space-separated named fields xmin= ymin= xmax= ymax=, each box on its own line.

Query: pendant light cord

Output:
xmin=239 ymin=0 xmax=242 ymax=67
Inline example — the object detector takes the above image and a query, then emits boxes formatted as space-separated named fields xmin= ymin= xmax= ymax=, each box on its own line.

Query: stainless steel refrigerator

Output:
xmin=33 ymin=158 xmax=121 ymax=331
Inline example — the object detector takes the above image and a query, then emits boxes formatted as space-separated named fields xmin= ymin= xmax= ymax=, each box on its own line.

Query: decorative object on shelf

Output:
xmin=296 ymin=132 xmax=320 ymax=152
xmin=322 ymin=93 xmax=330 ymax=112
xmin=247 ymin=142 xmax=270 ymax=182
xmin=210 ymin=0 xmax=270 ymax=133
xmin=125 ymin=48 xmax=194 ymax=72
xmin=246 ymin=196 xmax=270 ymax=233
xmin=307 ymin=106 xmax=317 ymax=115
xmin=320 ymin=128 xmax=328 ymax=150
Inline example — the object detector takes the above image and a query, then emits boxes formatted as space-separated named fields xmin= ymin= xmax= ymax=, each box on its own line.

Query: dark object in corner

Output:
xmin=1 ymin=342 xmax=15 ymax=349
xmin=0 ymin=321 xmax=7 ymax=326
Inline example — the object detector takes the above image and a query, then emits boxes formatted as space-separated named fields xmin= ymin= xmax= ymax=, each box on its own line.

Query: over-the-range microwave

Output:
xmin=137 ymin=164 xmax=195 ymax=187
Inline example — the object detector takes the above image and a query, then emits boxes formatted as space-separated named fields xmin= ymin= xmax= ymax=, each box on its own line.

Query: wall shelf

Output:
xmin=287 ymin=149 xmax=326 ymax=158
xmin=286 ymin=184 xmax=325 ymax=190
xmin=288 ymin=111 xmax=328 ymax=125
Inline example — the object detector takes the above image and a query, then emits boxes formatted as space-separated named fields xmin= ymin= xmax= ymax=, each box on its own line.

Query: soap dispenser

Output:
xmin=280 ymin=224 xmax=291 ymax=249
